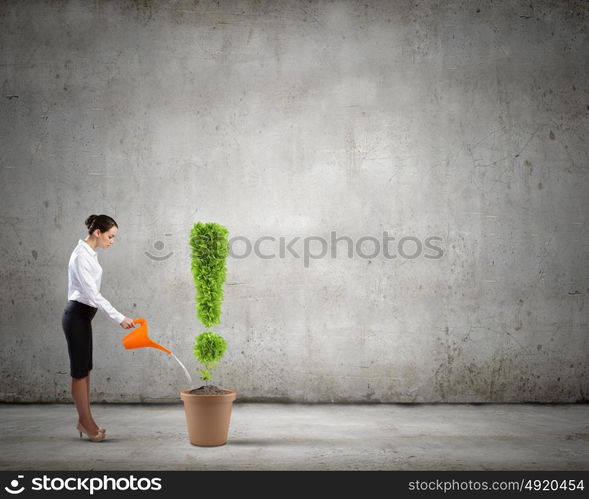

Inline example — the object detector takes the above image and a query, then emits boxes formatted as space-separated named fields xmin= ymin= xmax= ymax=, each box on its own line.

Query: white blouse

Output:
xmin=67 ymin=239 xmax=125 ymax=324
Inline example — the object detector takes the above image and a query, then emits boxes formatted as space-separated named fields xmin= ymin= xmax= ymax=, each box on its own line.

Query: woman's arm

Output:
xmin=74 ymin=256 xmax=126 ymax=325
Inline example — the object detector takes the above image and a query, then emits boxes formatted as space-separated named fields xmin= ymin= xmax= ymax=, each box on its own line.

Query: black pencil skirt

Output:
xmin=62 ymin=300 xmax=98 ymax=379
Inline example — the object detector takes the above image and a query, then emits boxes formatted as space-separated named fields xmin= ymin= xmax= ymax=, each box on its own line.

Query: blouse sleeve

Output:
xmin=75 ymin=255 xmax=126 ymax=325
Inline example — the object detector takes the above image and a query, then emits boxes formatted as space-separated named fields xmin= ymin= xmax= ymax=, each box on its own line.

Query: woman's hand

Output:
xmin=120 ymin=317 xmax=135 ymax=329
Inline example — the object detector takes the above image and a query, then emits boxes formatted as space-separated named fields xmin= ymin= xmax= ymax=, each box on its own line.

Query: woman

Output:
xmin=61 ymin=214 xmax=135 ymax=442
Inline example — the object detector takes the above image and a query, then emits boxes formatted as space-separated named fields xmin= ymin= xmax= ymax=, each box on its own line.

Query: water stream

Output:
xmin=170 ymin=352 xmax=193 ymax=389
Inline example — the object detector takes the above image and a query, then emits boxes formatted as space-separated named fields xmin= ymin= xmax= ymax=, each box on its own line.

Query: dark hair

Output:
xmin=85 ymin=214 xmax=118 ymax=235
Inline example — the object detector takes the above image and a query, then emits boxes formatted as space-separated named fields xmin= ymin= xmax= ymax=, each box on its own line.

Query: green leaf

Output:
xmin=190 ymin=222 xmax=229 ymax=383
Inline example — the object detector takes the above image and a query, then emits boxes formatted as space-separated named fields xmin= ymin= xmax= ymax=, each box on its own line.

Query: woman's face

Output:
xmin=95 ymin=226 xmax=118 ymax=249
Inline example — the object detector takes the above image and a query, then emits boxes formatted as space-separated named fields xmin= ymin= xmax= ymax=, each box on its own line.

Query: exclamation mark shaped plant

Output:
xmin=189 ymin=222 xmax=229 ymax=385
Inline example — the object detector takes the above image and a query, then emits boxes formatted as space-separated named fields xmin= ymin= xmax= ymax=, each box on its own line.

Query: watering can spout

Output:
xmin=121 ymin=318 xmax=172 ymax=354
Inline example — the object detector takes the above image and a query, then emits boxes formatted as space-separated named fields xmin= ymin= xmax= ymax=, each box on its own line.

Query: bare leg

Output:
xmin=86 ymin=372 xmax=103 ymax=432
xmin=71 ymin=376 xmax=100 ymax=435
xmin=86 ymin=372 xmax=94 ymax=424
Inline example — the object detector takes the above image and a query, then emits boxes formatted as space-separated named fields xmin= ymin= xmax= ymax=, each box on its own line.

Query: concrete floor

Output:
xmin=1 ymin=403 xmax=587 ymax=470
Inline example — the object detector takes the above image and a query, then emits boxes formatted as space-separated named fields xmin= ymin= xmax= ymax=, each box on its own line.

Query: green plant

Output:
xmin=193 ymin=332 xmax=227 ymax=382
xmin=189 ymin=222 xmax=229 ymax=327
xmin=189 ymin=222 xmax=229 ymax=385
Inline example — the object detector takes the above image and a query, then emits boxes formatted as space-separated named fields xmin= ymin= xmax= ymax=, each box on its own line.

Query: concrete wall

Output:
xmin=1 ymin=0 xmax=587 ymax=403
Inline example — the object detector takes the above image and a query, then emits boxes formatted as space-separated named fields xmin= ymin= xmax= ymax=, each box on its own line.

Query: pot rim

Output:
xmin=180 ymin=388 xmax=236 ymax=400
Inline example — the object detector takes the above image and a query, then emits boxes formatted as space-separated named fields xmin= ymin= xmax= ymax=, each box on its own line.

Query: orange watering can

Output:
xmin=121 ymin=318 xmax=172 ymax=354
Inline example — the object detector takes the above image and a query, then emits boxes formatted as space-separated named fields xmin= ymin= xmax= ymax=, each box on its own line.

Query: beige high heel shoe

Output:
xmin=76 ymin=422 xmax=106 ymax=442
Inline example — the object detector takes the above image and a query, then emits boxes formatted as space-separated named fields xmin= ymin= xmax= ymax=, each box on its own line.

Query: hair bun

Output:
xmin=85 ymin=214 xmax=98 ymax=229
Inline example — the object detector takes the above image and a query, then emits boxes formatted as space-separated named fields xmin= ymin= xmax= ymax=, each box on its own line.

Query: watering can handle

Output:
xmin=132 ymin=318 xmax=145 ymax=327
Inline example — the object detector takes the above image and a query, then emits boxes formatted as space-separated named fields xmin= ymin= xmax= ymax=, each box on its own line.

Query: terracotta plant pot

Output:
xmin=180 ymin=388 xmax=237 ymax=446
